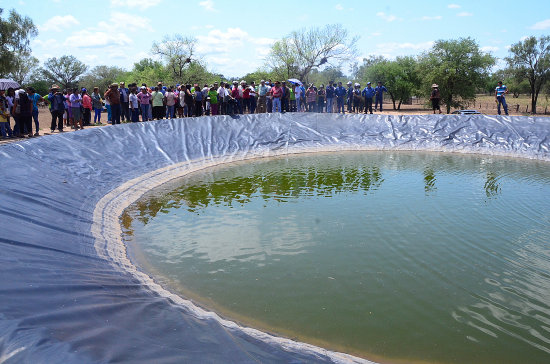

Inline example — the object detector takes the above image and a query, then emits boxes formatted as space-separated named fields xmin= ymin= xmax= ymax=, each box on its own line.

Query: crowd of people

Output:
xmin=0 ymin=78 xmax=511 ymax=139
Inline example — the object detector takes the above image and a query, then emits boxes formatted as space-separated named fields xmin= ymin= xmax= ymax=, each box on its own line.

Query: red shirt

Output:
xmin=82 ymin=94 xmax=92 ymax=109
xmin=271 ymin=86 xmax=282 ymax=98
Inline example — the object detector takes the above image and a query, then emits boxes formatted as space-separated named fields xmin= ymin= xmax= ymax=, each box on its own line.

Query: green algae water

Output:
xmin=121 ymin=151 xmax=550 ymax=364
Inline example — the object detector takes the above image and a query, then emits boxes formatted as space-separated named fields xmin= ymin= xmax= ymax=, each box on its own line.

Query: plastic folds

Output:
xmin=1 ymin=113 xmax=549 ymax=364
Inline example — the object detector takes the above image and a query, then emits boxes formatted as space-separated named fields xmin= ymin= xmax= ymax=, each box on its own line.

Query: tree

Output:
xmin=0 ymin=8 xmax=38 ymax=77
xmin=506 ymin=36 xmax=550 ymax=114
xmin=267 ymin=24 xmax=358 ymax=82
xmin=80 ymin=65 xmax=128 ymax=93
xmin=152 ymin=35 xmax=197 ymax=80
xmin=7 ymin=52 xmax=39 ymax=85
xmin=363 ymin=56 xmax=420 ymax=110
xmin=40 ymin=55 xmax=88 ymax=90
xmin=417 ymin=37 xmax=495 ymax=113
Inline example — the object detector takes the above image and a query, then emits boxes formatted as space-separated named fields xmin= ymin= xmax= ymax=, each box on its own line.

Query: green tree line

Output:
xmin=1 ymin=7 xmax=549 ymax=114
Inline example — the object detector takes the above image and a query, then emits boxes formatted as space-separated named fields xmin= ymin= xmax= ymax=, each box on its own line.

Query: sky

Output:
xmin=12 ymin=0 xmax=550 ymax=78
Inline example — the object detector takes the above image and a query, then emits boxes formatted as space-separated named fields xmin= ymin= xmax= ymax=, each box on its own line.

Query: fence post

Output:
xmin=545 ymin=106 xmax=548 ymax=115
xmin=525 ymin=105 xmax=529 ymax=113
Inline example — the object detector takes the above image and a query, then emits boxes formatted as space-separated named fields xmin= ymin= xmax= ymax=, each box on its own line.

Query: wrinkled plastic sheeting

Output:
xmin=1 ymin=113 xmax=549 ymax=364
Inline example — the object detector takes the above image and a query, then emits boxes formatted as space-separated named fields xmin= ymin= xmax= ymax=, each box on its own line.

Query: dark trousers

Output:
xmin=83 ymin=108 xmax=91 ymax=125
xmin=194 ymin=101 xmax=203 ymax=116
xmin=375 ymin=97 xmax=383 ymax=111
xmin=131 ymin=108 xmax=139 ymax=122
xmin=365 ymin=98 xmax=373 ymax=114
xmin=111 ymin=103 xmax=121 ymax=124
xmin=51 ymin=110 xmax=64 ymax=131
xmin=121 ymin=101 xmax=130 ymax=121
xmin=317 ymin=99 xmax=324 ymax=112
xmin=250 ymin=97 xmax=257 ymax=114
xmin=282 ymin=98 xmax=289 ymax=112
xmin=17 ymin=114 xmax=32 ymax=135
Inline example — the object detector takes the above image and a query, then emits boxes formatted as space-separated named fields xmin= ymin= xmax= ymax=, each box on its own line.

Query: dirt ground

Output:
xmin=1 ymin=100 xmax=547 ymax=146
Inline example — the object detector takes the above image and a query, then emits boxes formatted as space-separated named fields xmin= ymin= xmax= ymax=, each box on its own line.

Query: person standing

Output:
xmin=346 ymin=81 xmax=354 ymax=112
xmin=257 ymin=80 xmax=268 ymax=113
xmin=48 ymin=85 xmax=65 ymax=132
xmin=430 ymin=84 xmax=442 ymax=114
xmin=306 ymin=84 xmax=317 ymax=112
xmin=105 ymin=83 xmax=121 ymax=124
xmin=13 ymin=89 xmax=33 ymax=137
xmin=129 ymin=87 xmax=140 ymax=122
xmin=27 ymin=87 xmax=43 ymax=136
xmin=0 ymin=90 xmax=13 ymax=138
xmin=335 ymin=81 xmax=346 ymax=114
xmin=193 ymin=85 xmax=204 ymax=116
xmin=165 ymin=87 xmax=176 ymax=119
xmin=353 ymin=83 xmax=362 ymax=113
xmin=271 ymin=81 xmax=283 ymax=112
xmin=495 ymin=81 xmax=509 ymax=115
xmin=91 ymin=87 xmax=103 ymax=124
xmin=362 ymin=82 xmax=376 ymax=114
xmin=69 ymin=88 xmax=83 ymax=129
xmin=137 ymin=86 xmax=151 ymax=121
xmin=325 ymin=82 xmax=335 ymax=113
xmin=81 ymin=88 xmax=92 ymax=126
xmin=374 ymin=81 xmax=388 ymax=112
xmin=119 ymin=82 xmax=130 ymax=122
xmin=294 ymin=84 xmax=303 ymax=112
xmin=317 ymin=84 xmax=325 ymax=113
xmin=249 ymin=81 xmax=257 ymax=114
xmin=208 ymin=85 xmax=219 ymax=116
xmin=151 ymin=86 xmax=166 ymax=120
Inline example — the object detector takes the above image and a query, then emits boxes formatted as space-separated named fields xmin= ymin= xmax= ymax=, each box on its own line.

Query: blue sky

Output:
xmin=14 ymin=0 xmax=550 ymax=78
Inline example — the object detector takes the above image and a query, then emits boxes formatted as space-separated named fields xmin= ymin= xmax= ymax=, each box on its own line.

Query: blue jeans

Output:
xmin=375 ymin=97 xmax=383 ymax=111
xmin=326 ymin=97 xmax=333 ymax=113
xmin=141 ymin=104 xmax=150 ymax=121
xmin=336 ymin=97 xmax=345 ymax=113
xmin=0 ymin=122 xmax=13 ymax=138
xmin=106 ymin=104 xmax=112 ymax=122
xmin=167 ymin=105 xmax=175 ymax=119
xmin=94 ymin=108 xmax=102 ymax=123
xmin=32 ymin=109 xmax=39 ymax=134
xmin=497 ymin=96 xmax=508 ymax=115
xmin=272 ymin=97 xmax=281 ymax=112
xmin=296 ymin=96 xmax=301 ymax=112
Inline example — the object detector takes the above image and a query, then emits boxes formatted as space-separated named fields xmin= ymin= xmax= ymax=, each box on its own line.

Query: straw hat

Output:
xmin=432 ymin=84 xmax=438 ymax=88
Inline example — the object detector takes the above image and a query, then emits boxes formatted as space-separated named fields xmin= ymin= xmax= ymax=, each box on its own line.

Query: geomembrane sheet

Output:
xmin=1 ymin=113 xmax=549 ymax=364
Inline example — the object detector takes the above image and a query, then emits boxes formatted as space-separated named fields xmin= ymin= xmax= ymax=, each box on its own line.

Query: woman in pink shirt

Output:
xmin=137 ymin=86 xmax=152 ymax=122
xmin=82 ymin=88 xmax=93 ymax=126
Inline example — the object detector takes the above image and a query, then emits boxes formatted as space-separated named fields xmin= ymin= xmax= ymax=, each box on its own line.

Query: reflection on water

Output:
xmin=122 ymin=152 xmax=550 ymax=364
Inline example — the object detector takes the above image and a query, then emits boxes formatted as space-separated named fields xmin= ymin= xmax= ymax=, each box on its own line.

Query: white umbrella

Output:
xmin=0 ymin=79 xmax=20 ymax=90
xmin=287 ymin=78 xmax=302 ymax=86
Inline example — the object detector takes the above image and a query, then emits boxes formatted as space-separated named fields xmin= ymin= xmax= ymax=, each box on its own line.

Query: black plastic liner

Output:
xmin=1 ymin=113 xmax=549 ymax=364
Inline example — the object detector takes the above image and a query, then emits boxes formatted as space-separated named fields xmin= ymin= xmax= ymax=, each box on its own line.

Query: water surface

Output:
xmin=122 ymin=152 xmax=550 ymax=364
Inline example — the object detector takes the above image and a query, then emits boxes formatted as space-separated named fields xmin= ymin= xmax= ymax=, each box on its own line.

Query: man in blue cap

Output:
xmin=362 ymin=82 xmax=376 ymax=114
xmin=374 ymin=81 xmax=388 ymax=112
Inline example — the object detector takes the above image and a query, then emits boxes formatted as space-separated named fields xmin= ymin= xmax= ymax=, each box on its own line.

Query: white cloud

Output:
xmin=371 ymin=32 xmax=382 ymax=37
xmin=448 ymin=4 xmax=460 ymax=8
xmin=335 ymin=4 xmax=344 ymax=10
xmin=39 ymin=15 xmax=80 ymax=32
xmin=376 ymin=12 xmax=399 ymax=22
xmin=98 ymin=12 xmax=153 ymax=31
xmin=111 ymin=0 xmax=162 ymax=10
xmin=481 ymin=46 xmax=499 ymax=53
xmin=421 ymin=15 xmax=442 ymax=20
xmin=457 ymin=12 xmax=473 ymax=17
xmin=199 ymin=0 xmax=217 ymax=12
xmin=376 ymin=41 xmax=434 ymax=53
xmin=530 ymin=19 xmax=550 ymax=30
xmin=64 ymin=30 xmax=133 ymax=48
xmin=520 ymin=35 xmax=529 ymax=41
